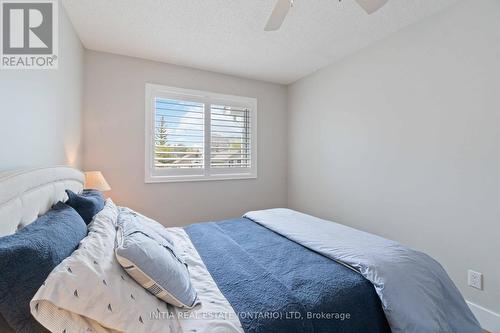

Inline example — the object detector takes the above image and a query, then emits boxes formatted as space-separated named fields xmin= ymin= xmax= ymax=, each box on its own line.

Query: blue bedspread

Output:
xmin=185 ymin=218 xmax=390 ymax=333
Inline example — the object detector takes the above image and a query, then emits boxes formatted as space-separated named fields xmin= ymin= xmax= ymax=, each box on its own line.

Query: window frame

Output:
xmin=145 ymin=83 xmax=258 ymax=183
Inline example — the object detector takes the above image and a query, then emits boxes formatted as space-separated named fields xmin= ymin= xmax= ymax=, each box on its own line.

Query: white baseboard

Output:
xmin=467 ymin=301 xmax=500 ymax=333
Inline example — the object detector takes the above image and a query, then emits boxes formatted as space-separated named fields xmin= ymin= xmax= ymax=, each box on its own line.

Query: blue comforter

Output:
xmin=245 ymin=209 xmax=481 ymax=333
xmin=185 ymin=218 xmax=390 ymax=333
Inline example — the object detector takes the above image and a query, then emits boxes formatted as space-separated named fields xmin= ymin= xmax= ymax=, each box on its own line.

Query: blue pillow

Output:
xmin=65 ymin=189 xmax=105 ymax=224
xmin=0 ymin=202 xmax=87 ymax=333
xmin=115 ymin=209 xmax=199 ymax=308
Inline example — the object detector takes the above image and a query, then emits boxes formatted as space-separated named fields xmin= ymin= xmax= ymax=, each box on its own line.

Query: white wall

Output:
xmin=288 ymin=0 xmax=500 ymax=317
xmin=0 ymin=3 xmax=84 ymax=170
xmin=83 ymin=51 xmax=288 ymax=226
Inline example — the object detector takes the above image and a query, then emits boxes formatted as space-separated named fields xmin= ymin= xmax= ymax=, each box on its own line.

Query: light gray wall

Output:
xmin=0 ymin=3 xmax=84 ymax=170
xmin=288 ymin=0 xmax=500 ymax=315
xmin=83 ymin=51 xmax=288 ymax=226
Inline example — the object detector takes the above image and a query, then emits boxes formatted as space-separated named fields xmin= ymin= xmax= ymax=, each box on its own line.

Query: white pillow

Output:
xmin=30 ymin=200 xmax=176 ymax=333
xmin=115 ymin=208 xmax=199 ymax=308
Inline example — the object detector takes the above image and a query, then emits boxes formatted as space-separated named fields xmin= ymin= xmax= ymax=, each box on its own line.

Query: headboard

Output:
xmin=0 ymin=167 xmax=84 ymax=237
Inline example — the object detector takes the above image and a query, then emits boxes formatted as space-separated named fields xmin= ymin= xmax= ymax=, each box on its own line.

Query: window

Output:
xmin=145 ymin=84 xmax=257 ymax=182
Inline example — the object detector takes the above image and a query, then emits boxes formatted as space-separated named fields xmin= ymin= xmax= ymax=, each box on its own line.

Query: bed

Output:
xmin=0 ymin=167 xmax=482 ymax=333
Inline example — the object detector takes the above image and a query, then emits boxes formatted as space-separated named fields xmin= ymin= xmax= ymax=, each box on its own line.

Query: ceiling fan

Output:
xmin=264 ymin=0 xmax=389 ymax=31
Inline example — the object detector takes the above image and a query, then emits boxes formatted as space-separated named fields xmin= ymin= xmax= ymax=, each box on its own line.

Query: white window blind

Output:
xmin=210 ymin=104 xmax=251 ymax=169
xmin=154 ymin=98 xmax=205 ymax=169
xmin=145 ymin=84 xmax=257 ymax=183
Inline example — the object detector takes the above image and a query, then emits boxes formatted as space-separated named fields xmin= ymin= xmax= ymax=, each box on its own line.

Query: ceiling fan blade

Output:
xmin=264 ymin=0 xmax=292 ymax=31
xmin=355 ymin=0 xmax=389 ymax=14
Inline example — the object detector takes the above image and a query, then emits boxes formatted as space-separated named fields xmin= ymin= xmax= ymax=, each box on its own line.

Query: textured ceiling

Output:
xmin=62 ymin=0 xmax=459 ymax=84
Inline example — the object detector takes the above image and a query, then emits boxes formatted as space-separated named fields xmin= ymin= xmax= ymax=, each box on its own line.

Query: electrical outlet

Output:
xmin=468 ymin=270 xmax=483 ymax=290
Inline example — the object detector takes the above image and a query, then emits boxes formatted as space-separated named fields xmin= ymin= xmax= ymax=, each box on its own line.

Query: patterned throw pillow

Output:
xmin=115 ymin=208 xmax=199 ymax=308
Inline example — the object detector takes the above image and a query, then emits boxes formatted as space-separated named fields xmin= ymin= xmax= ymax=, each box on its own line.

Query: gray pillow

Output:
xmin=115 ymin=209 xmax=198 ymax=308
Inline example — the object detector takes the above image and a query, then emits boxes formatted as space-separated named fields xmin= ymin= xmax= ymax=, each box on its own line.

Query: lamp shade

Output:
xmin=84 ymin=171 xmax=111 ymax=192
xmin=355 ymin=0 xmax=389 ymax=14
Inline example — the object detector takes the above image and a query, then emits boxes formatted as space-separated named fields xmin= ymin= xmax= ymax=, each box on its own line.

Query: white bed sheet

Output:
xmin=168 ymin=227 xmax=244 ymax=333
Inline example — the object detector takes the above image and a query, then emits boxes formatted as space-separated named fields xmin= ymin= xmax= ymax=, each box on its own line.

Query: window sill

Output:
xmin=145 ymin=173 xmax=257 ymax=184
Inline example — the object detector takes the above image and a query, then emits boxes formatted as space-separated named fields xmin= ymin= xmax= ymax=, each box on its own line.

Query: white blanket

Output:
xmin=31 ymin=201 xmax=242 ymax=333
xmin=244 ymin=208 xmax=482 ymax=333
